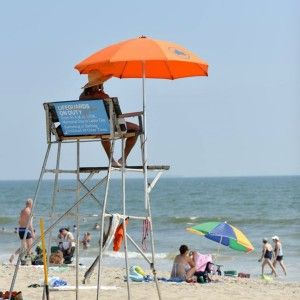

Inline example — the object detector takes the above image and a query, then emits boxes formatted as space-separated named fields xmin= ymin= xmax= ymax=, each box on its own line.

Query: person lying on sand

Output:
xmin=170 ymin=245 xmax=196 ymax=282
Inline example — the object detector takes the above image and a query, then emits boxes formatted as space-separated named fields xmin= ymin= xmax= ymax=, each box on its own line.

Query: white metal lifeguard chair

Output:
xmin=10 ymin=97 xmax=169 ymax=300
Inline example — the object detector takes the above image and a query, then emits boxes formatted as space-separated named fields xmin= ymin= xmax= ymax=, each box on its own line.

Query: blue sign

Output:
xmin=53 ymin=100 xmax=110 ymax=136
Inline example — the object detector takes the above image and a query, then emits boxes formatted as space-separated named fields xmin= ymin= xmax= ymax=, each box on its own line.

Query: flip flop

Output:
xmin=28 ymin=283 xmax=41 ymax=288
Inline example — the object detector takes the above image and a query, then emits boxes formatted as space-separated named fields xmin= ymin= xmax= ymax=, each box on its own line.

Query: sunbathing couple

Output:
xmin=171 ymin=244 xmax=213 ymax=282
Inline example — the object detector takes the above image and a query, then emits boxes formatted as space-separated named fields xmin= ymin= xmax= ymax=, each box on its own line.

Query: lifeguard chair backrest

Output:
xmin=44 ymin=98 xmax=127 ymax=143
xmin=51 ymin=99 xmax=110 ymax=136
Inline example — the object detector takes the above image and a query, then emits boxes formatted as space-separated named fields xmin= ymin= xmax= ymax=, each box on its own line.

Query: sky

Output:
xmin=0 ymin=0 xmax=299 ymax=180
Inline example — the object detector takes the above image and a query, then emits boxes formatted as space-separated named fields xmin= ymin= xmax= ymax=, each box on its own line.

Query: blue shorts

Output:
xmin=18 ymin=227 xmax=32 ymax=239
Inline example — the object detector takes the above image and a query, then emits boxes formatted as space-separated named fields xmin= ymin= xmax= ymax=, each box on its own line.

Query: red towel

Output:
xmin=113 ymin=219 xmax=129 ymax=252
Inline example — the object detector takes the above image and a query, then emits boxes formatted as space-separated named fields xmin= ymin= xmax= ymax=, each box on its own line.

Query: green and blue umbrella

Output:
xmin=187 ymin=221 xmax=254 ymax=253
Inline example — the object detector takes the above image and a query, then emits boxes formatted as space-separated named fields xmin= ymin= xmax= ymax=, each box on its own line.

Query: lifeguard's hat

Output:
xmin=272 ymin=235 xmax=279 ymax=241
xmin=82 ymin=70 xmax=112 ymax=89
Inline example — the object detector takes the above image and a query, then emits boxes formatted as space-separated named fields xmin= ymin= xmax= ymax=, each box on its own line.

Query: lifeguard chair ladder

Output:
xmin=9 ymin=97 xmax=169 ymax=300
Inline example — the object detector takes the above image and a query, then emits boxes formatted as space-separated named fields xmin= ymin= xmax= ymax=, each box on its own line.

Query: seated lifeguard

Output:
xmin=80 ymin=70 xmax=139 ymax=167
xmin=57 ymin=228 xmax=75 ymax=264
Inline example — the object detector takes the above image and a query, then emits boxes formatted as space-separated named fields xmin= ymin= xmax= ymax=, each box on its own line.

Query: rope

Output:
xmin=142 ymin=218 xmax=151 ymax=251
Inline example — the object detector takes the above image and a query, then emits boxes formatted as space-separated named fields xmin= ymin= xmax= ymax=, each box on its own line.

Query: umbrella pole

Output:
xmin=121 ymin=138 xmax=131 ymax=300
xmin=141 ymin=61 xmax=162 ymax=300
xmin=217 ymin=235 xmax=223 ymax=259
xmin=142 ymin=61 xmax=148 ymax=210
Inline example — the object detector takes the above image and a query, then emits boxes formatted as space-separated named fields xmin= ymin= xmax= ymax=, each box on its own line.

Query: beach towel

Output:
xmin=194 ymin=252 xmax=212 ymax=272
xmin=103 ymin=214 xmax=121 ymax=252
xmin=113 ymin=218 xmax=129 ymax=252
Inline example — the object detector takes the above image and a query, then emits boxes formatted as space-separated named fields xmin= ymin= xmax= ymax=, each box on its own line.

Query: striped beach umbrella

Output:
xmin=187 ymin=221 xmax=254 ymax=253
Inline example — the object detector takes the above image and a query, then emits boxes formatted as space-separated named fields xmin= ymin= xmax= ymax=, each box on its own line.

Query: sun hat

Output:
xmin=82 ymin=70 xmax=112 ymax=89
xmin=272 ymin=235 xmax=279 ymax=241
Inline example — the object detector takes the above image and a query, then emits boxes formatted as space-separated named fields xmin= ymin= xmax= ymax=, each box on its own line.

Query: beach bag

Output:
xmin=20 ymin=255 xmax=31 ymax=266
xmin=0 ymin=291 xmax=23 ymax=300
xmin=224 ymin=270 xmax=238 ymax=277
xmin=238 ymin=272 xmax=250 ymax=278
xmin=195 ymin=271 xmax=210 ymax=283
xmin=113 ymin=219 xmax=129 ymax=252
xmin=129 ymin=265 xmax=145 ymax=282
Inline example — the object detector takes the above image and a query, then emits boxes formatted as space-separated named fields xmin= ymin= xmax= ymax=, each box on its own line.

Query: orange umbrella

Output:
xmin=74 ymin=36 xmax=208 ymax=204
xmin=75 ymin=36 xmax=208 ymax=79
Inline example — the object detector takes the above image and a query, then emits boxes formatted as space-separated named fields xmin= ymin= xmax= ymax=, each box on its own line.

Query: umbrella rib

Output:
xmin=196 ymin=63 xmax=208 ymax=76
xmin=153 ymin=41 xmax=174 ymax=79
xmin=119 ymin=61 xmax=128 ymax=78
xmin=164 ymin=60 xmax=174 ymax=80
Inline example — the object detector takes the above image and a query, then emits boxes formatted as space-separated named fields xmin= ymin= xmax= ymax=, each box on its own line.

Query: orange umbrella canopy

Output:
xmin=75 ymin=36 xmax=208 ymax=79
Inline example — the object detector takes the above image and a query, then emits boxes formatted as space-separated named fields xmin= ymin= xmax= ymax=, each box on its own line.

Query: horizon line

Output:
xmin=0 ymin=174 xmax=299 ymax=181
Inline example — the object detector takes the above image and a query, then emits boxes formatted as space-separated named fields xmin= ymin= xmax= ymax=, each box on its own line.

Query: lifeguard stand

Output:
xmin=10 ymin=97 xmax=169 ymax=300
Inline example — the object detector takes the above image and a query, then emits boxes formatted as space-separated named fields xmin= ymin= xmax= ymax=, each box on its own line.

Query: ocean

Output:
xmin=0 ymin=176 xmax=299 ymax=282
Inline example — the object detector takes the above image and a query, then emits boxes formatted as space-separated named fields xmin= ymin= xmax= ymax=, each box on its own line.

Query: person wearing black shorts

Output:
xmin=272 ymin=236 xmax=287 ymax=275
xmin=258 ymin=238 xmax=277 ymax=277
xmin=9 ymin=199 xmax=35 ymax=263
xmin=18 ymin=227 xmax=33 ymax=240
xmin=18 ymin=199 xmax=35 ymax=255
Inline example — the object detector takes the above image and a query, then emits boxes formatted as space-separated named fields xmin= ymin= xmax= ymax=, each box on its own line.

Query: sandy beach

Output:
xmin=1 ymin=264 xmax=299 ymax=300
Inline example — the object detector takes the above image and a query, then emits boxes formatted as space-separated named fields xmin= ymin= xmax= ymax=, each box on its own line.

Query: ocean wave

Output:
xmin=225 ymin=217 xmax=300 ymax=226
xmin=161 ymin=216 xmax=225 ymax=225
xmin=0 ymin=216 xmax=15 ymax=225
xmin=159 ymin=216 xmax=300 ymax=226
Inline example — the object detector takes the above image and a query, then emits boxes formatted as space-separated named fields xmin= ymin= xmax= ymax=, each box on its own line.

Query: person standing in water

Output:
xmin=81 ymin=232 xmax=92 ymax=250
xmin=272 ymin=235 xmax=287 ymax=275
xmin=258 ymin=238 xmax=277 ymax=277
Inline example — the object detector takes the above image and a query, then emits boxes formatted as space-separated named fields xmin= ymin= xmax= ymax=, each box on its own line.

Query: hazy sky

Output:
xmin=0 ymin=0 xmax=299 ymax=180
